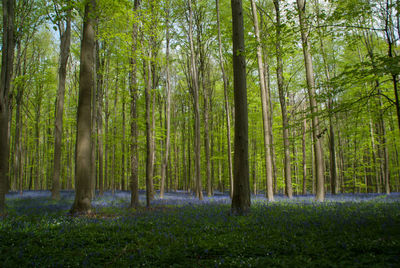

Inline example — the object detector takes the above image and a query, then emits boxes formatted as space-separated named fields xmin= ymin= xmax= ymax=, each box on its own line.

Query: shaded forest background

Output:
xmin=2 ymin=0 xmax=400 ymax=202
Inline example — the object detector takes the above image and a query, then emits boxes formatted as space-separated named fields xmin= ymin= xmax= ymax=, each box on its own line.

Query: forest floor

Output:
xmin=0 ymin=191 xmax=399 ymax=267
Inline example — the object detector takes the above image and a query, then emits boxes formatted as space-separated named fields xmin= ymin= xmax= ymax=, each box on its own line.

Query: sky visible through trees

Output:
xmin=0 ymin=0 xmax=400 ymax=212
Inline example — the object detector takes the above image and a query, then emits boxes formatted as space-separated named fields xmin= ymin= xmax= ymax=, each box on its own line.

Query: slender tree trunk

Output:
xmin=96 ymin=41 xmax=105 ymax=196
xmin=188 ymin=0 xmax=203 ymax=200
xmin=52 ymin=12 xmax=71 ymax=199
xmin=250 ymin=0 xmax=274 ymax=201
xmin=296 ymin=0 xmax=325 ymax=201
xmin=129 ymin=0 xmax=141 ymax=208
xmin=302 ymin=111 xmax=307 ymax=195
xmin=200 ymin=59 xmax=212 ymax=197
xmin=70 ymin=0 xmax=96 ymax=214
xmin=160 ymin=7 xmax=171 ymax=199
xmin=112 ymin=65 xmax=118 ymax=195
xmin=231 ymin=0 xmax=251 ymax=215
xmin=216 ymin=0 xmax=233 ymax=198
xmin=144 ymin=54 xmax=153 ymax=207
xmin=314 ymin=2 xmax=337 ymax=195
xmin=274 ymin=0 xmax=293 ymax=199
xmin=121 ymin=86 xmax=126 ymax=191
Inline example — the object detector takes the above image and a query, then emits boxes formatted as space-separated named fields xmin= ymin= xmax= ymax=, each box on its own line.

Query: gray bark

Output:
xmin=70 ymin=0 xmax=96 ymax=214
xmin=296 ymin=0 xmax=325 ymax=201
xmin=160 ymin=7 xmax=171 ymax=199
xmin=274 ymin=0 xmax=293 ymax=198
xmin=216 ymin=0 xmax=233 ymax=198
xmin=52 ymin=9 xmax=71 ymax=200
xmin=250 ymin=0 xmax=274 ymax=201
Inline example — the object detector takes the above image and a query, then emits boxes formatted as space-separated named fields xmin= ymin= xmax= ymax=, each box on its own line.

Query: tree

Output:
xmin=216 ymin=0 xmax=234 ymax=198
xmin=231 ymin=0 xmax=251 ymax=215
xmin=129 ymin=0 xmax=141 ymax=208
xmin=70 ymin=0 xmax=96 ymax=214
xmin=0 ymin=0 xmax=15 ymax=213
xmin=273 ymin=0 xmax=293 ymax=199
xmin=188 ymin=0 xmax=203 ymax=200
xmin=250 ymin=0 xmax=274 ymax=202
xmin=160 ymin=4 xmax=171 ymax=199
xmin=296 ymin=0 xmax=325 ymax=201
xmin=51 ymin=0 xmax=72 ymax=200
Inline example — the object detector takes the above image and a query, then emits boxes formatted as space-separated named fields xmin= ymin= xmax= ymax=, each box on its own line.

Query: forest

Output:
xmin=0 ymin=0 xmax=400 ymax=266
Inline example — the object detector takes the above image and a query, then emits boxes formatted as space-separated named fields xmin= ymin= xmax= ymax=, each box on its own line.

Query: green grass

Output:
xmin=1 ymin=192 xmax=399 ymax=267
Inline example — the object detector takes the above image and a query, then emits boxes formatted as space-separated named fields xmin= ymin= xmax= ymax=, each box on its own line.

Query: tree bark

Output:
xmin=0 ymin=0 xmax=15 ymax=213
xmin=274 ymin=0 xmax=293 ymax=198
xmin=216 ymin=0 xmax=233 ymax=198
xmin=70 ymin=0 xmax=96 ymax=214
xmin=160 ymin=7 xmax=171 ymax=199
xmin=231 ymin=0 xmax=251 ymax=215
xmin=144 ymin=52 xmax=153 ymax=207
xmin=188 ymin=0 xmax=203 ymax=200
xmin=296 ymin=0 xmax=325 ymax=201
xmin=52 ymin=10 xmax=71 ymax=200
xmin=129 ymin=0 xmax=141 ymax=208
xmin=250 ymin=0 xmax=274 ymax=201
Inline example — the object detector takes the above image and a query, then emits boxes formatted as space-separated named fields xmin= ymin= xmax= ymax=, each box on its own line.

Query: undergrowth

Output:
xmin=0 ymin=191 xmax=399 ymax=267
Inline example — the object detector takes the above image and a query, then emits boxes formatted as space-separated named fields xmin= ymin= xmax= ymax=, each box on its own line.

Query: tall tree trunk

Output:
xmin=160 ymin=7 xmax=171 ymax=199
xmin=96 ymin=41 xmax=105 ymax=196
xmin=302 ymin=111 xmax=307 ymax=195
xmin=250 ymin=0 xmax=274 ymax=201
xmin=144 ymin=53 xmax=153 ymax=207
xmin=0 ymin=0 xmax=15 ymax=212
xmin=188 ymin=0 xmax=203 ymax=200
xmin=274 ymin=0 xmax=293 ymax=199
xmin=231 ymin=0 xmax=250 ymax=215
xmin=112 ymin=64 xmax=119 ymax=195
xmin=70 ymin=0 xmax=96 ymax=214
xmin=314 ymin=1 xmax=337 ymax=195
xmin=296 ymin=0 xmax=325 ymax=201
xmin=216 ymin=0 xmax=234 ymax=198
xmin=52 ymin=12 xmax=71 ymax=199
xmin=201 ymin=57 xmax=212 ymax=197
xmin=121 ymin=85 xmax=126 ymax=191
xmin=129 ymin=0 xmax=141 ymax=208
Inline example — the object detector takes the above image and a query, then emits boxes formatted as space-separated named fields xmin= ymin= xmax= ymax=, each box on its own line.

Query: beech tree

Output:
xmin=0 ymin=0 xmax=15 ymax=213
xmin=231 ymin=0 xmax=251 ymax=214
xmin=70 ymin=0 xmax=96 ymax=214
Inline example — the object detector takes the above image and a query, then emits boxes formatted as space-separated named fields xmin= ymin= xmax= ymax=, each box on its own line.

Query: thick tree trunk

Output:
xmin=52 ymin=13 xmax=71 ymax=200
xmin=250 ymin=0 xmax=274 ymax=201
xmin=274 ymin=0 xmax=293 ymax=199
xmin=296 ymin=0 xmax=325 ymax=201
xmin=70 ymin=0 xmax=96 ymax=214
xmin=0 ymin=0 xmax=15 ymax=212
xmin=216 ymin=0 xmax=234 ymax=198
xmin=231 ymin=0 xmax=251 ymax=215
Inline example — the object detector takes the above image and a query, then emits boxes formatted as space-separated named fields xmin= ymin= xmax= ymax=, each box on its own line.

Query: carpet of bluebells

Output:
xmin=1 ymin=191 xmax=400 ymax=267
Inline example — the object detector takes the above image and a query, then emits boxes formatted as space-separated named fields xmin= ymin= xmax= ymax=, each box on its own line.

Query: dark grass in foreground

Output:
xmin=1 ymin=191 xmax=400 ymax=267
